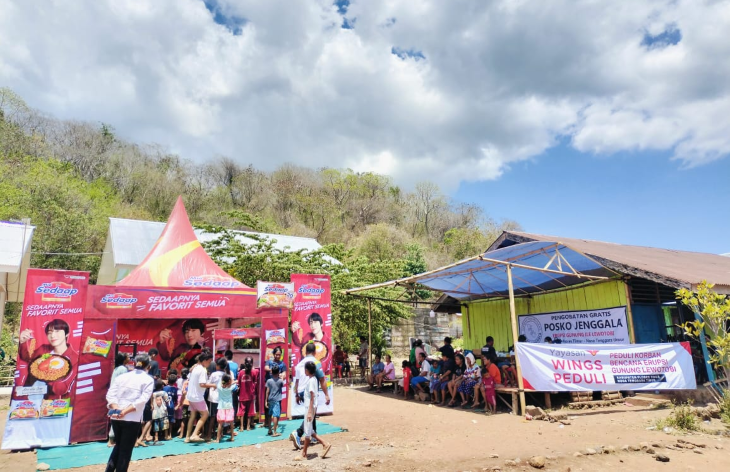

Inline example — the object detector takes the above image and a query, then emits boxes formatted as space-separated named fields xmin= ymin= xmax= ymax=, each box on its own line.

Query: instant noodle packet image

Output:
xmin=41 ymin=398 xmax=71 ymax=418
xmin=265 ymin=328 xmax=287 ymax=345
xmin=9 ymin=400 xmax=40 ymax=420
xmin=82 ymin=336 xmax=112 ymax=357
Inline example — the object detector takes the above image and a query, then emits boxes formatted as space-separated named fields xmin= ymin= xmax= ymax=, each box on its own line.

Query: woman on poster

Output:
xmin=18 ymin=318 xmax=77 ymax=398
xmin=291 ymin=313 xmax=332 ymax=373
xmin=155 ymin=319 xmax=208 ymax=371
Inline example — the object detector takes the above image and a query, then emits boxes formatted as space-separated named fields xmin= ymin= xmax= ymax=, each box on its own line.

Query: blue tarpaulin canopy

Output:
xmin=345 ymin=240 xmax=619 ymax=416
xmin=346 ymin=241 xmax=617 ymax=300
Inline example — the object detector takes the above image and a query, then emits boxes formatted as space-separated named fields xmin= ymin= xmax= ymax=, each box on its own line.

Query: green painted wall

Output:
xmin=462 ymin=280 xmax=628 ymax=352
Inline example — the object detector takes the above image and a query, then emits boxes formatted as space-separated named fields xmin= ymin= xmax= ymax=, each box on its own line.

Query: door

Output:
xmin=631 ymin=304 xmax=667 ymax=343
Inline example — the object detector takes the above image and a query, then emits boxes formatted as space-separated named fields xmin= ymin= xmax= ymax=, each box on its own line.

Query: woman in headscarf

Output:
xmin=457 ymin=352 xmax=480 ymax=407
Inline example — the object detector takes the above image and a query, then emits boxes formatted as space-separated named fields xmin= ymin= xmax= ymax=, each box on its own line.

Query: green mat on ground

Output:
xmin=37 ymin=420 xmax=343 ymax=470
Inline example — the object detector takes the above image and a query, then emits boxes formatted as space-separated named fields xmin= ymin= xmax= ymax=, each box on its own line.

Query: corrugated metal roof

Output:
xmin=106 ymin=217 xmax=324 ymax=267
xmin=0 ymin=221 xmax=34 ymax=273
xmin=494 ymin=231 xmax=730 ymax=293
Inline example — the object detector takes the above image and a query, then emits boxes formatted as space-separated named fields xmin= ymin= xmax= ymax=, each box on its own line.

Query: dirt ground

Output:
xmin=1 ymin=387 xmax=729 ymax=472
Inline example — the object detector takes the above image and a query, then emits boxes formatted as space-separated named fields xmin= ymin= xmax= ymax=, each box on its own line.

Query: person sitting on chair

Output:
xmin=366 ymin=355 xmax=384 ymax=390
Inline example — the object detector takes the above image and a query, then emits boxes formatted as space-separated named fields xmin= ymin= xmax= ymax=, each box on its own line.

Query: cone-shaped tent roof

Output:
xmin=117 ymin=196 xmax=247 ymax=288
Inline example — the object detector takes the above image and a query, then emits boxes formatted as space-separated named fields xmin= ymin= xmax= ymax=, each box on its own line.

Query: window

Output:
xmin=233 ymin=338 xmax=260 ymax=350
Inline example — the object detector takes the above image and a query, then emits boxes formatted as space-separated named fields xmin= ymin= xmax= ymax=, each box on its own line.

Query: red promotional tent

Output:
xmin=70 ymin=197 xmax=286 ymax=443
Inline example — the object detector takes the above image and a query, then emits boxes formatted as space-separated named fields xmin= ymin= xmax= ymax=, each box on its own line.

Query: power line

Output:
xmin=31 ymin=251 xmax=105 ymax=256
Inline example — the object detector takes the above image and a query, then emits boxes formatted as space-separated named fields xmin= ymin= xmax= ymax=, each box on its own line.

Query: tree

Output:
xmin=677 ymin=281 xmax=730 ymax=384
xmin=443 ymin=227 xmax=489 ymax=260
xmin=408 ymin=181 xmax=448 ymax=239
xmin=0 ymin=154 xmax=142 ymax=282
xmin=201 ymin=230 xmax=412 ymax=353
xmin=354 ymin=223 xmax=410 ymax=262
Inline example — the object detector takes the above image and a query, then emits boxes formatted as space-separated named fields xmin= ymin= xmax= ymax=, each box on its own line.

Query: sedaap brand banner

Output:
xmin=3 ymin=269 xmax=89 ymax=450
xmin=69 ymin=319 xmax=116 ymax=444
xmin=257 ymin=281 xmax=295 ymax=309
xmin=519 ymin=306 xmax=630 ymax=344
xmin=260 ymin=317 xmax=290 ymax=419
xmin=86 ymin=285 xmax=257 ymax=319
xmin=517 ymin=342 xmax=697 ymax=391
xmin=117 ymin=318 xmax=215 ymax=377
xmin=290 ymin=274 xmax=333 ymax=416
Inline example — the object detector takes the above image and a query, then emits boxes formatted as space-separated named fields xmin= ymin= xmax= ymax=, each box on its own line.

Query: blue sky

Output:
xmin=1 ymin=1 xmax=728 ymax=257
xmin=455 ymin=145 xmax=730 ymax=254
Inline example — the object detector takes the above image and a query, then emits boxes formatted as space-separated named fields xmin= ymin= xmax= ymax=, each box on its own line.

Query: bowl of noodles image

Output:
xmin=301 ymin=341 xmax=329 ymax=362
xmin=29 ymin=354 xmax=72 ymax=382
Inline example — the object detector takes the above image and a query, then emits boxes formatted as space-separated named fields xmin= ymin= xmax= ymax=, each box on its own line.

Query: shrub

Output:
xmin=655 ymin=400 xmax=700 ymax=432
xmin=719 ymin=390 xmax=730 ymax=425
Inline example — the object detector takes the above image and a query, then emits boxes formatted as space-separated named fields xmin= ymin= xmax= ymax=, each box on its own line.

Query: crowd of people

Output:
xmin=104 ymin=345 xmax=296 ymax=471
xmin=364 ymin=335 xmax=528 ymax=414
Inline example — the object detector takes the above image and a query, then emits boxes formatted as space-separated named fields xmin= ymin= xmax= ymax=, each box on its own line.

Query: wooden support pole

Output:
xmin=367 ymin=298 xmax=373 ymax=369
xmin=623 ymin=280 xmax=636 ymax=343
xmin=507 ymin=264 xmax=526 ymax=416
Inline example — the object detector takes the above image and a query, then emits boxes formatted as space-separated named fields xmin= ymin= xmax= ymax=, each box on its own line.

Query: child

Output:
xmin=428 ymin=359 xmax=441 ymax=403
xmin=296 ymin=361 xmax=331 ymax=461
xmin=206 ymin=357 xmax=228 ymax=441
xmin=163 ymin=373 xmax=179 ymax=439
xmin=397 ymin=360 xmax=412 ymax=398
xmin=265 ymin=365 xmax=284 ymax=437
xmin=151 ymin=379 xmax=170 ymax=444
xmin=177 ymin=368 xmax=189 ymax=439
xmin=215 ymin=374 xmax=236 ymax=443
xmin=237 ymin=361 xmax=256 ymax=431
xmin=474 ymin=366 xmax=496 ymax=413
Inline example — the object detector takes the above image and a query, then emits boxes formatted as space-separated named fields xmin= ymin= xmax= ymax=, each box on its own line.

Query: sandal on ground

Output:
xmin=322 ymin=444 xmax=332 ymax=459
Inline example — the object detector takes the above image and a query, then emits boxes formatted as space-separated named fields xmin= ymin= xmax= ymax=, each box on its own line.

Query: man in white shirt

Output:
xmin=185 ymin=352 xmax=216 ymax=443
xmin=410 ymin=352 xmax=431 ymax=395
xmin=106 ymin=354 xmax=154 ymax=472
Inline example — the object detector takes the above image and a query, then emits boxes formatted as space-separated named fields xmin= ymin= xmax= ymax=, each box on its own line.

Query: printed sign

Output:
xmin=519 ymin=306 xmax=630 ymax=344
xmin=87 ymin=285 xmax=258 ymax=319
xmin=257 ymin=282 xmax=295 ymax=309
xmin=290 ymin=274 xmax=333 ymax=417
xmin=3 ymin=269 xmax=89 ymax=450
xmin=117 ymin=319 xmax=213 ymax=376
xmin=265 ymin=329 xmax=287 ymax=344
xmin=260 ymin=317 xmax=289 ymax=419
xmin=69 ymin=319 xmax=116 ymax=444
xmin=516 ymin=342 xmax=697 ymax=391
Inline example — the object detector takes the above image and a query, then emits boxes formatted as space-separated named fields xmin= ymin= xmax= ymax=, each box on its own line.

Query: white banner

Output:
xmin=516 ymin=342 xmax=696 ymax=391
xmin=519 ymin=306 xmax=630 ymax=344
xmin=289 ymin=380 xmax=334 ymax=417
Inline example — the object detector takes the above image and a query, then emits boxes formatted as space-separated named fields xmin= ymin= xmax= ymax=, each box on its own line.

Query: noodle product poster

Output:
xmin=3 ymin=269 xmax=89 ymax=450
xmin=260 ymin=317 xmax=289 ymax=419
xmin=290 ymin=274 xmax=332 ymax=375
xmin=257 ymin=282 xmax=295 ymax=309
xmin=116 ymin=318 xmax=214 ymax=378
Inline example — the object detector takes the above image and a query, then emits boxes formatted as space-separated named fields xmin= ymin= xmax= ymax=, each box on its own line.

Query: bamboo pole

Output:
xmin=507 ymin=264 xmax=526 ymax=416
xmin=367 ymin=298 xmax=373 ymax=371
xmin=345 ymin=250 xmax=609 ymax=295
xmin=479 ymin=256 xmax=609 ymax=280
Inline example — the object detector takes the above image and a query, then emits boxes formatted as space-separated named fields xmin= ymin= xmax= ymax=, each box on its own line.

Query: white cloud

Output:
xmin=0 ymin=0 xmax=729 ymax=189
